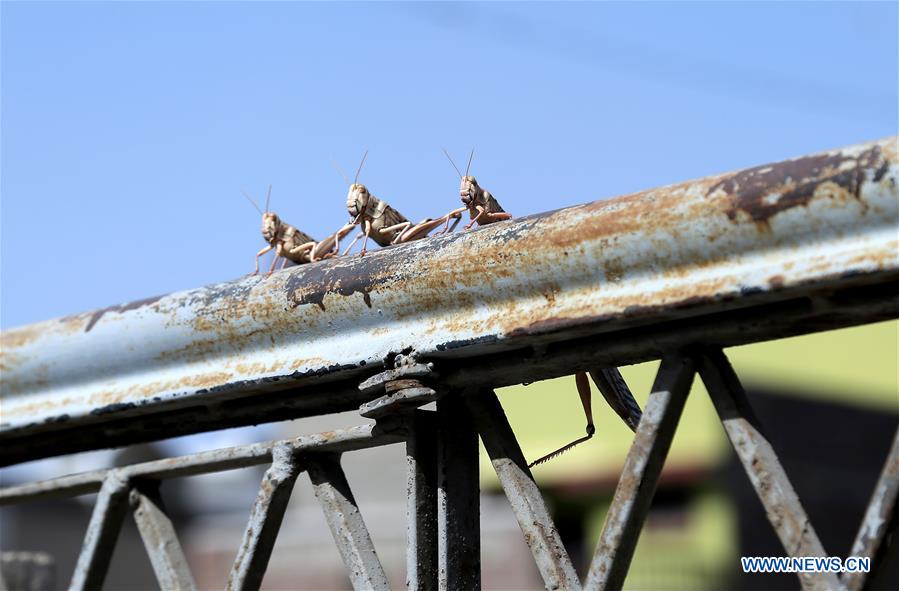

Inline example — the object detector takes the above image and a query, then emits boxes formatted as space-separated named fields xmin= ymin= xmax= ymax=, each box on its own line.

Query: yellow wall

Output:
xmin=484 ymin=320 xmax=898 ymax=485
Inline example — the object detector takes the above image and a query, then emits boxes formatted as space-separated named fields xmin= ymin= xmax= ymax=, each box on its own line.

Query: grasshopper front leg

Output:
xmin=266 ymin=243 xmax=284 ymax=276
xmin=251 ymin=245 xmax=274 ymax=276
xmin=359 ymin=220 xmax=374 ymax=256
xmin=465 ymin=206 xmax=486 ymax=230
xmin=342 ymin=232 xmax=365 ymax=256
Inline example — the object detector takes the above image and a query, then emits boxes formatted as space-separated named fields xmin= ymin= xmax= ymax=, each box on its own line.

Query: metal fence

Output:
xmin=2 ymin=137 xmax=897 ymax=590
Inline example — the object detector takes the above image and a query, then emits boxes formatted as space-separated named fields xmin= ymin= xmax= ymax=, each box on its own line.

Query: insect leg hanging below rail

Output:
xmin=529 ymin=368 xmax=643 ymax=468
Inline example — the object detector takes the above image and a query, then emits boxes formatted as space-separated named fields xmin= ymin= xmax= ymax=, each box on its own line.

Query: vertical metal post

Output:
xmin=227 ymin=445 xmax=300 ymax=591
xmin=130 ymin=481 xmax=198 ymax=591
xmin=466 ymin=389 xmax=581 ymax=590
xmin=69 ymin=472 xmax=130 ymax=591
xmin=307 ymin=453 xmax=390 ymax=591
xmin=437 ymin=393 xmax=481 ymax=591
xmin=698 ymin=348 xmax=841 ymax=591
xmin=585 ymin=354 xmax=695 ymax=591
xmin=843 ymin=426 xmax=899 ymax=591
xmin=406 ymin=410 xmax=439 ymax=591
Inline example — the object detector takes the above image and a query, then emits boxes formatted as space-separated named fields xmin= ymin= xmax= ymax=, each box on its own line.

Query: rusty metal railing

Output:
xmin=1 ymin=137 xmax=897 ymax=590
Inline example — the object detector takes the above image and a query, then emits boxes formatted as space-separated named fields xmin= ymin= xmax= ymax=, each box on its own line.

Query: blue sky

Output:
xmin=2 ymin=1 xmax=897 ymax=329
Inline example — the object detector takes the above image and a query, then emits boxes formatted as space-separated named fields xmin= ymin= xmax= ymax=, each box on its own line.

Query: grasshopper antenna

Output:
xmin=443 ymin=148 xmax=463 ymax=179
xmin=240 ymin=188 xmax=264 ymax=215
xmin=465 ymin=148 xmax=474 ymax=177
xmin=331 ymin=156 xmax=350 ymax=185
xmin=265 ymin=184 xmax=272 ymax=213
xmin=354 ymin=150 xmax=368 ymax=185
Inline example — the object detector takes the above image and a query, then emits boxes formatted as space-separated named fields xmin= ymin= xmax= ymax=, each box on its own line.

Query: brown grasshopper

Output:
xmin=440 ymin=149 xmax=512 ymax=231
xmin=528 ymin=369 xmax=644 ymax=468
xmin=241 ymin=185 xmax=353 ymax=275
xmin=333 ymin=151 xmax=461 ymax=256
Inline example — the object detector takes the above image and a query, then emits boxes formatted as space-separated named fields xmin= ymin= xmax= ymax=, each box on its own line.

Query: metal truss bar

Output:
xmin=437 ymin=394 xmax=481 ymax=591
xmin=698 ymin=349 xmax=841 ymax=591
xmin=129 ymin=482 xmax=198 ymax=591
xmin=68 ymin=472 xmax=129 ymax=591
xmin=306 ymin=454 xmax=390 ymax=591
xmin=842 ymin=425 xmax=899 ymax=591
xmin=585 ymin=354 xmax=695 ymax=591
xmin=0 ymin=423 xmax=404 ymax=505
xmin=227 ymin=445 xmax=300 ymax=591
xmin=406 ymin=410 xmax=439 ymax=591
xmin=466 ymin=389 xmax=581 ymax=591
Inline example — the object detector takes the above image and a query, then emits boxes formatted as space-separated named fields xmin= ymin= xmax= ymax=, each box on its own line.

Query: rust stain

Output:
xmin=708 ymin=145 xmax=885 ymax=226
xmin=84 ymin=295 xmax=165 ymax=332
xmin=1 ymin=325 xmax=47 ymax=350
xmin=84 ymin=371 xmax=235 ymax=409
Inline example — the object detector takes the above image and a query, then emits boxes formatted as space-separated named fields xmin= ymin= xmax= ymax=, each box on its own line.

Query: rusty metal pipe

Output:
xmin=2 ymin=138 xmax=897 ymax=464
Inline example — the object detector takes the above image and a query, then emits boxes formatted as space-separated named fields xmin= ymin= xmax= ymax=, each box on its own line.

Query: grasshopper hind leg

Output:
xmin=528 ymin=372 xmax=596 ymax=468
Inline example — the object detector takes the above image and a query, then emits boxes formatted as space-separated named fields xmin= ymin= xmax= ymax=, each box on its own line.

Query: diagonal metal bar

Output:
xmin=227 ymin=444 xmax=300 ymax=591
xmin=698 ymin=348 xmax=841 ymax=591
xmin=68 ymin=472 xmax=130 ymax=591
xmin=465 ymin=389 xmax=581 ymax=591
xmin=306 ymin=453 xmax=390 ymax=591
xmin=842 ymin=425 xmax=899 ymax=591
xmin=129 ymin=481 xmax=198 ymax=591
xmin=585 ymin=354 xmax=695 ymax=591
xmin=406 ymin=410 xmax=439 ymax=591
xmin=437 ymin=393 xmax=481 ymax=591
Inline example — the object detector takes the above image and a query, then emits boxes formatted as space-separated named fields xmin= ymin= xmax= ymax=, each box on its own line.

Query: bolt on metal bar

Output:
xmin=697 ymin=349 xmax=841 ymax=591
xmin=842 ymin=425 xmax=899 ymax=591
xmin=0 ymin=423 xmax=404 ymax=505
xmin=227 ymin=444 xmax=300 ymax=591
xmin=306 ymin=454 xmax=391 ymax=591
xmin=437 ymin=393 xmax=481 ymax=591
xmin=68 ymin=472 xmax=130 ymax=591
xmin=406 ymin=410 xmax=439 ymax=591
xmin=130 ymin=482 xmax=198 ymax=591
xmin=585 ymin=354 xmax=696 ymax=591
xmin=465 ymin=388 xmax=581 ymax=591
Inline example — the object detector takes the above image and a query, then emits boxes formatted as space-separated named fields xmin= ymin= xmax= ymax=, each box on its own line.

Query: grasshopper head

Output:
xmin=347 ymin=183 xmax=370 ymax=219
xmin=460 ymin=176 xmax=479 ymax=206
xmin=261 ymin=212 xmax=281 ymax=243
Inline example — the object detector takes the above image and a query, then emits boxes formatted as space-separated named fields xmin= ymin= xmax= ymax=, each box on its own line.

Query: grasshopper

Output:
xmin=241 ymin=185 xmax=353 ymax=275
xmin=440 ymin=149 xmax=512 ymax=231
xmin=528 ymin=369 xmax=644 ymax=467
xmin=333 ymin=151 xmax=461 ymax=256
